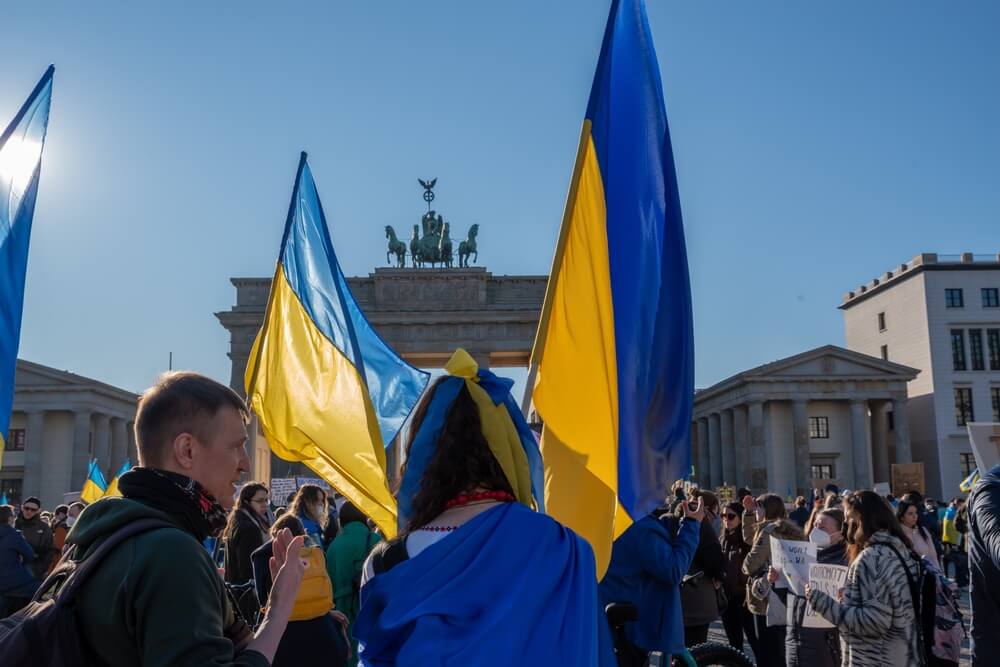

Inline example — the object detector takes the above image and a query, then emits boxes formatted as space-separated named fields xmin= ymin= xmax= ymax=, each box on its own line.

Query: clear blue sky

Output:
xmin=2 ymin=1 xmax=998 ymax=396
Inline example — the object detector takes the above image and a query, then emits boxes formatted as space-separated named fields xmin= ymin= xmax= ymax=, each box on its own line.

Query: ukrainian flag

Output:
xmin=103 ymin=459 xmax=132 ymax=498
xmin=247 ymin=153 xmax=429 ymax=538
xmin=531 ymin=0 xmax=694 ymax=577
xmin=0 ymin=67 xmax=53 ymax=465
xmin=81 ymin=459 xmax=108 ymax=504
xmin=959 ymin=468 xmax=979 ymax=494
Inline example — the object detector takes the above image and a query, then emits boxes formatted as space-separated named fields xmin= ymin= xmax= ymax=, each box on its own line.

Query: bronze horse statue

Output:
xmin=384 ymin=225 xmax=406 ymax=267
xmin=458 ymin=223 xmax=479 ymax=267
xmin=438 ymin=222 xmax=453 ymax=268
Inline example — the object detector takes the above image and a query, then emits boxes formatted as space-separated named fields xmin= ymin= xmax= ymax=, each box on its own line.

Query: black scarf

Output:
xmin=119 ymin=467 xmax=229 ymax=542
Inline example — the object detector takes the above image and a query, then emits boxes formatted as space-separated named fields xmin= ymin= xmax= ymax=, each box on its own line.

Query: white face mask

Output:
xmin=809 ymin=528 xmax=831 ymax=547
xmin=66 ymin=516 xmax=76 ymax=527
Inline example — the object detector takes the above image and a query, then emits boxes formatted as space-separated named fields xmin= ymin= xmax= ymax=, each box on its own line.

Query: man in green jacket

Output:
xmin=66 ymin=371 xmax=305 ymax=666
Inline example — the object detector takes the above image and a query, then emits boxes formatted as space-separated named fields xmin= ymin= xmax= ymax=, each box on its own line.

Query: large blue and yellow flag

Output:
xmin=0 ymin=66 xmax=54 ymax=463
xmin=247 ymin=153 xmax=429 ymax=537
xmin=81 ymin=459 xmax=108 ymax=504
xmin=531 ymin=0 xmax=694 ymax=576
xmin=103 ymin=459 xmax=132 ymax=498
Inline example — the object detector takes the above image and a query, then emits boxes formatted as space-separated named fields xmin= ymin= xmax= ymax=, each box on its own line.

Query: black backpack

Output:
xmin=0 ymin=518 xmax=174 ymax=666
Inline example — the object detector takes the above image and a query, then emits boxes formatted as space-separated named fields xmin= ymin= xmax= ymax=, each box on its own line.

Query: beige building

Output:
xmin=842 ymin=252 xmax=1000 ymax=499
xmin=692 ymin=345 xmax=917 ymax=496
xmin=1 ymin=360 xmax=137 ymax=509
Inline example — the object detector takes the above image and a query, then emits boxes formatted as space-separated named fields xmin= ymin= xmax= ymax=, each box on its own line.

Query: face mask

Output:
xmin=809 ymin=528 xmax=831 ymax=547
xmin=66 ymin=516 xmax=76 ymax=527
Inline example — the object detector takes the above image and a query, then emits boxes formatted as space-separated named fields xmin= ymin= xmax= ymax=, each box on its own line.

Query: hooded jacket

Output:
xmin=969 ymin=464 xmax=1000 ymax=665
xmin=0 ymin=523 xmax=37 ymax=593
xmin=64 ymin=496 xmax=268 ymax=667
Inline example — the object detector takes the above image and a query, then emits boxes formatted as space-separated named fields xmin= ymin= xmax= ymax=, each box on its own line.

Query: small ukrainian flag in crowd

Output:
xmin=960 ymin=468 xmax=980 ymax=493
xmin=81 ymin=459 xmax=108 ymax=504
xmin=0 ymin=66 xmax=53 ymax=468
xmin=103 ymin=459 xmax=132 ymax=498
xmin=246 ymin=153 xmax=429 ymax=538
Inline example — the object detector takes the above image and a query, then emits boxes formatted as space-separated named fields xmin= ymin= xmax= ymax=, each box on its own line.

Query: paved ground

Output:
xmin=706 ymin=589 xmax=973 ymax=666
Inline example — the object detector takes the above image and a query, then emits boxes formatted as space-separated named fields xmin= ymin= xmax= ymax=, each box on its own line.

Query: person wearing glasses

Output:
xmin=13 ymin=496 xmax=53 ymax=580
xmin=719 ymin=502 xmax=757 ymax=661
xmin=224 ymin=482 xmax=273 ymax=623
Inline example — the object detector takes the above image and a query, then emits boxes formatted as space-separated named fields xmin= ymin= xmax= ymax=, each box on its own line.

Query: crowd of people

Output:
xmin=1 ymin=366 xmax=999 ymax=666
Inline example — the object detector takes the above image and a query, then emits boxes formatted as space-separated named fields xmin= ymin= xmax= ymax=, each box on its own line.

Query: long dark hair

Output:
xmin=289 ymin=485 xmax=328 ymax=528
xmin=224 ymin=482 xmax=269 ymax=541
xmin=401 ymin=377 xmax=514 ymax=532
xmin=845 ymin=490 xmax=912 ymax=563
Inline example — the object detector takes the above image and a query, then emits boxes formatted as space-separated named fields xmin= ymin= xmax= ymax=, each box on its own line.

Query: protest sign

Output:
xmin=803 ymin=563 xmax=848 ymax=628
xmin=873 ymin=482 xmax=891 ymax=497
xmin=296 ymin=477 xmax=332 ymax=492
xmin=967 ymin=423 xmax=1000 ymax=474
xmin=891 ymin=462 xmax=925 ymax=496
xmin=770 ymin=537 xmax=816 ymax=596
xmin=715 ymin=486 xmax=736 ymax=505
xmin=269 ymin=477 xmax=297 ymax=503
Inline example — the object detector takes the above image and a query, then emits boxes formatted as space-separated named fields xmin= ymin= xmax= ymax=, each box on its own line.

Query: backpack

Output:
xmin=0 ymin=518 xmax=174 ymax=667
xmin=885 ymin=544 xmax=957 ymax=667
xmin=288 ymin=545 xmax=333 ymax=621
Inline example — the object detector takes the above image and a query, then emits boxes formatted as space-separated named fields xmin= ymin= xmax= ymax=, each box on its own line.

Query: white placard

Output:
xmin=803 ymin=563 xmax=848 ymax=628
xmin=269 ymin=477 xmax=297 ymax=503
xmin=770 ymin=537 xmax=816 ymax=596
xmin=967 ymin=423 xmax=1000 ymax=474
xmin=873 ymin=482 xmax=891 ymax=496
xmin=295 ymin=476 xmax=332 ymax=492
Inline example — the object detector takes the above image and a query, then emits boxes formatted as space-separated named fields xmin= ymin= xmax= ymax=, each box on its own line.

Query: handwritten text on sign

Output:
xmin=804 ymin=563 xmax=848 ymax=628
xmin=770 ymin=537 xmax=816 ymax=596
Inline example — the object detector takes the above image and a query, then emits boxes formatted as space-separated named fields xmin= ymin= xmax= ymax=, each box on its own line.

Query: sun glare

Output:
xmin=0 ymin=136 xmax=43 ymax=196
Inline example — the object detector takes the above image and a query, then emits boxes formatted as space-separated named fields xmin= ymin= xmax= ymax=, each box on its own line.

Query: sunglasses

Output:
xmin=22 ymin=506 xmax=39 ymax=512
xmin=723 ymin=513 xmax=738 ymax=520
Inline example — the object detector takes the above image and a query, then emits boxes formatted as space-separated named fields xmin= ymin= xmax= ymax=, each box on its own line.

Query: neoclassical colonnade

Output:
xmin=691 ymin=346 xmax=918 ymax=495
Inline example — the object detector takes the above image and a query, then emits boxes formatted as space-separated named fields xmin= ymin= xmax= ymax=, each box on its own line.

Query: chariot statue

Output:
xmin=383 ymin=178 xmax=480 ymax=268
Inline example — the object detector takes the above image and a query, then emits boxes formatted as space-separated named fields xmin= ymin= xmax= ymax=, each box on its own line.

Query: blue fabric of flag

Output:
xmin=585 ymin=0 xmax=694 ymax=516
xmin=0 ymin=67 xmax=53 ymax=451
xmin=280 ymin=160 xmax=428 ymax=447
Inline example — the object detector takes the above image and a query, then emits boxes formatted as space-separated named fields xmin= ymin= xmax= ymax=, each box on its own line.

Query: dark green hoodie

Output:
xmin=65 ymin=496 xmax=268 ymax=667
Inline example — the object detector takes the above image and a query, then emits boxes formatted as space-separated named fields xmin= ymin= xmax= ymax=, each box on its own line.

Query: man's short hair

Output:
xmin=0 ymin=505 xmax=13 ymax=523
xmin=135 ymin=371 xmax=249 ymax=467
xmin=22 ymin=496 xmax=41 ymax=508
xmin=54 ymin=504 xmax=69 ymax=516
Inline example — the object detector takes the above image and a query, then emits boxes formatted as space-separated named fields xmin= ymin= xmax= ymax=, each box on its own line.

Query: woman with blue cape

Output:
xmin=353 ymin=349 xmax=614 ymax=666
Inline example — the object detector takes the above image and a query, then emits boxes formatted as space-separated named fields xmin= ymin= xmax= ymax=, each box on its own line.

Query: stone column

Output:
xmin=93 ymin=414 xmax=112 ymax=477
xmin=892 ymin=396 xmax=912 ymax=464
xmin=111 ymin=418 xmax=128 ymax=472
xmin=871 ymin=401 xmax=890 ymax=483
xmin=708 ymin=413 xmax=722 ymax=489
xmin=720 ymin=409 xmax=736 ymax=486
xmin=850 ymin=400 xmax=871 ymax=490
xmin=696 ymin=417 xmax=710 ymax=487
xmin=71 ymin=411 xmax=93 ymax=490
xmin=22 ymin=411 xmax=45 ymax=498
xmin=748 ymin=401 xmax=767 ymax=492
xmin=126 ymin=422 xmax=137 ymax=465
xmin=733 ymin=405 xmax=750 ymax=487
xmin=792 ymin=399 xmax=810 ymax=496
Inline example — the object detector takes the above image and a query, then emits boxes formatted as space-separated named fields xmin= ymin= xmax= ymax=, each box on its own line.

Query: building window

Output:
xmin=983 ymin=288 xmax=1000 ymax=308
xmin=955 ymin=387 xmax=975 ymax=426
xmin=878 ymin=312 xmax=886 ymax=332
xmin=993 ymin=387 xmax=1000 ymax=423
xmin=989 ymin=329 xmax=1000 ymax=371
xmin=880 ymin=344 xmax=889 ymax=360
xmin=4 ymin=429 xmax=25 ymax=451
xmin=970 ymin=329 xmax=985 ymax=370
xmin=961 ymin=453 xmax=976 ymax=478
xmin=808 ymin=416 xmax=830 ymax=439
xmin=0 ymin=478 xmax=22 ymax=505
xmin=952 ymin=329 xmax=967 ymax=371
xmin=811 ymin=464 xmax=835 ymax=480
xmin=946 ymin=288 xmax=964 ymax=308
